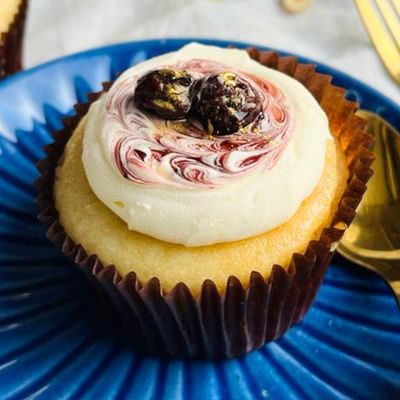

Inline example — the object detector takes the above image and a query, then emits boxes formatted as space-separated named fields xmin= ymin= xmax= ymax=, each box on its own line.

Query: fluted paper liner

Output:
xmin=35 ymin=48 xmax=374 ymax=359
xmin=0 ymin=0 xmax=27 ymax=78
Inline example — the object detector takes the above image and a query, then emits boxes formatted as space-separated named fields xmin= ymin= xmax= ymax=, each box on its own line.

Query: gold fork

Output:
xmin=355 ymin=0 xmax=400 ymax=83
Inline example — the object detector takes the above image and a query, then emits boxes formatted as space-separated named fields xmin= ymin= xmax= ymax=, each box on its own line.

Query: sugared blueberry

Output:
xmin=195 ymin=72 xmax=262 ymax=135
xmin=133 ymin=69 xmax=196 ymax=120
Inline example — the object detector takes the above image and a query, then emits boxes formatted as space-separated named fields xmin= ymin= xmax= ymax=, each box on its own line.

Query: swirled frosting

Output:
xmin=82 ymin=43 xmax=332 ymax=246
xmin=111 ymin=60 xmax=293 ymax=188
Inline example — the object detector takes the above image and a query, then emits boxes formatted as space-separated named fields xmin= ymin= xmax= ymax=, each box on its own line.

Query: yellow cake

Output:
xmin=0 ymin=0 xmax=21 ymax=35
xmin=0 ymin=0 xmax=26 ymax=77
xmin=55 ymin=118 xmax=347 ymax=295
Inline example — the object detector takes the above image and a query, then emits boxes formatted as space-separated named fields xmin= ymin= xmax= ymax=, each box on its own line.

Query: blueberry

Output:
xmin=195 ymin=72 xmax=262 ymax=135
xmin=134 ymin=69 xmax=196 ymax=120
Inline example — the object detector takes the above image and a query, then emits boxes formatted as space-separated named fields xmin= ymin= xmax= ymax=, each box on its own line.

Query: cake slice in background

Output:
xmin=0 ymin=0 xmax=27 ymax=78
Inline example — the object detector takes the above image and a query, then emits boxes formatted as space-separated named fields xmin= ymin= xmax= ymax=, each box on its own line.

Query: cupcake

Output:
xmin=36 ymin=43 xmax=373 ymax=359
xmin=0 ymin=0 xmax=27 ymax=78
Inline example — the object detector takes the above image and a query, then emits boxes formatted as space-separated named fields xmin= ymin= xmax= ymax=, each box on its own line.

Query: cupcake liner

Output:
xmin=0 ymin=0 xmax=28 ymax=78
xmin=35 ymin=48 xmax=373 ymax=359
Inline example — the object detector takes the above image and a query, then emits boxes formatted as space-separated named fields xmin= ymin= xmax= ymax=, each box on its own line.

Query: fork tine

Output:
xmin=355 ymin=0 xmax=400 ymax=83
xmin=377 ymin=0 xmax=400 ymax=47
xmin=392 ymin=0 xmax=400 ymax=16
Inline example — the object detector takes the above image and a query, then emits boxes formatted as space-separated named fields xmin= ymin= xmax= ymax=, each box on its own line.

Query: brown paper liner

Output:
xmin=0 ymin=0 xmax=28 ymax=78
xmin=35 ymin=48 xmax=374 ymax=359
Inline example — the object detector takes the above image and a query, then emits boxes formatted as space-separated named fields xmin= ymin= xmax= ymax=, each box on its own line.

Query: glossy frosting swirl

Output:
xmin=108 ymin=60 xmax=294 ymax=188
xmin=82 ymin=43 xmax=332 ymax=246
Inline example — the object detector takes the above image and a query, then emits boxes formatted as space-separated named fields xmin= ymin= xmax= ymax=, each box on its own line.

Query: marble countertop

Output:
xmin=24 ymin=0 xmax=399 ymax=105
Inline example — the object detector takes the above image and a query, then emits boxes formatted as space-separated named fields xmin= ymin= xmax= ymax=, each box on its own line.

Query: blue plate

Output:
xmin=0 ymin=38 xmax=399 ymax=400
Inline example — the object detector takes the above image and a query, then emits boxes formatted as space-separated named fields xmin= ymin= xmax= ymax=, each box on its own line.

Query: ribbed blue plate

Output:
xmin=0 ymin=38 xmax=399 ymax=400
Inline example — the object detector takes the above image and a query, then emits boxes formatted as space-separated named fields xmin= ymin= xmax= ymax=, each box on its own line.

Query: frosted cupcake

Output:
xmin=37 ymin=43 xmax=372 ymax=358
xmin=0 ymin=0 xmax=27 ymax=77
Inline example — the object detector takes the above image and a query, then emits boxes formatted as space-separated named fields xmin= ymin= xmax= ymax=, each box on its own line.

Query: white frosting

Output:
xmin=82 ymin=43 xmax=332 ymax=246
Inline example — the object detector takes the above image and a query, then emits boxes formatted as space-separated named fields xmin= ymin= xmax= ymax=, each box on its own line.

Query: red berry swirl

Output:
xmin=105 ymin=59 xmax=294 ymax=188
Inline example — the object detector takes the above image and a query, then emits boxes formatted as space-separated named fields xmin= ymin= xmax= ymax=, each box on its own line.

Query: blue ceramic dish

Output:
xmin=0 ymin=38 xmax=399 ymax=400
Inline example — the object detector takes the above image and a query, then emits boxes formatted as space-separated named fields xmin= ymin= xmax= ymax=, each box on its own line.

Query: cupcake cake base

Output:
xmin=0 ymin=0 xmax=27 ymax=78
xmin=54 ymin=118 xmax=348 ymax=295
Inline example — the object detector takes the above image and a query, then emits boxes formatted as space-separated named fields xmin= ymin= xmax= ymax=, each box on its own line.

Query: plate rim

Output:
xmin=1 ymin=36 xmax=399 ymax=115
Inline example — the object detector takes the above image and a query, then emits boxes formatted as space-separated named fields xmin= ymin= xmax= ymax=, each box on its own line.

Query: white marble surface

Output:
xmin=24 ymin=0 xmax=400 ymax=104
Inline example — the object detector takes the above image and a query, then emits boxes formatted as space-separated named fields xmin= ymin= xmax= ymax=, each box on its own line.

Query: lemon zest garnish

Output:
xmin=207 ymin=119 xmax=214 ymax=134
xmin=153 ymin=99 xmax=175 ymax=111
